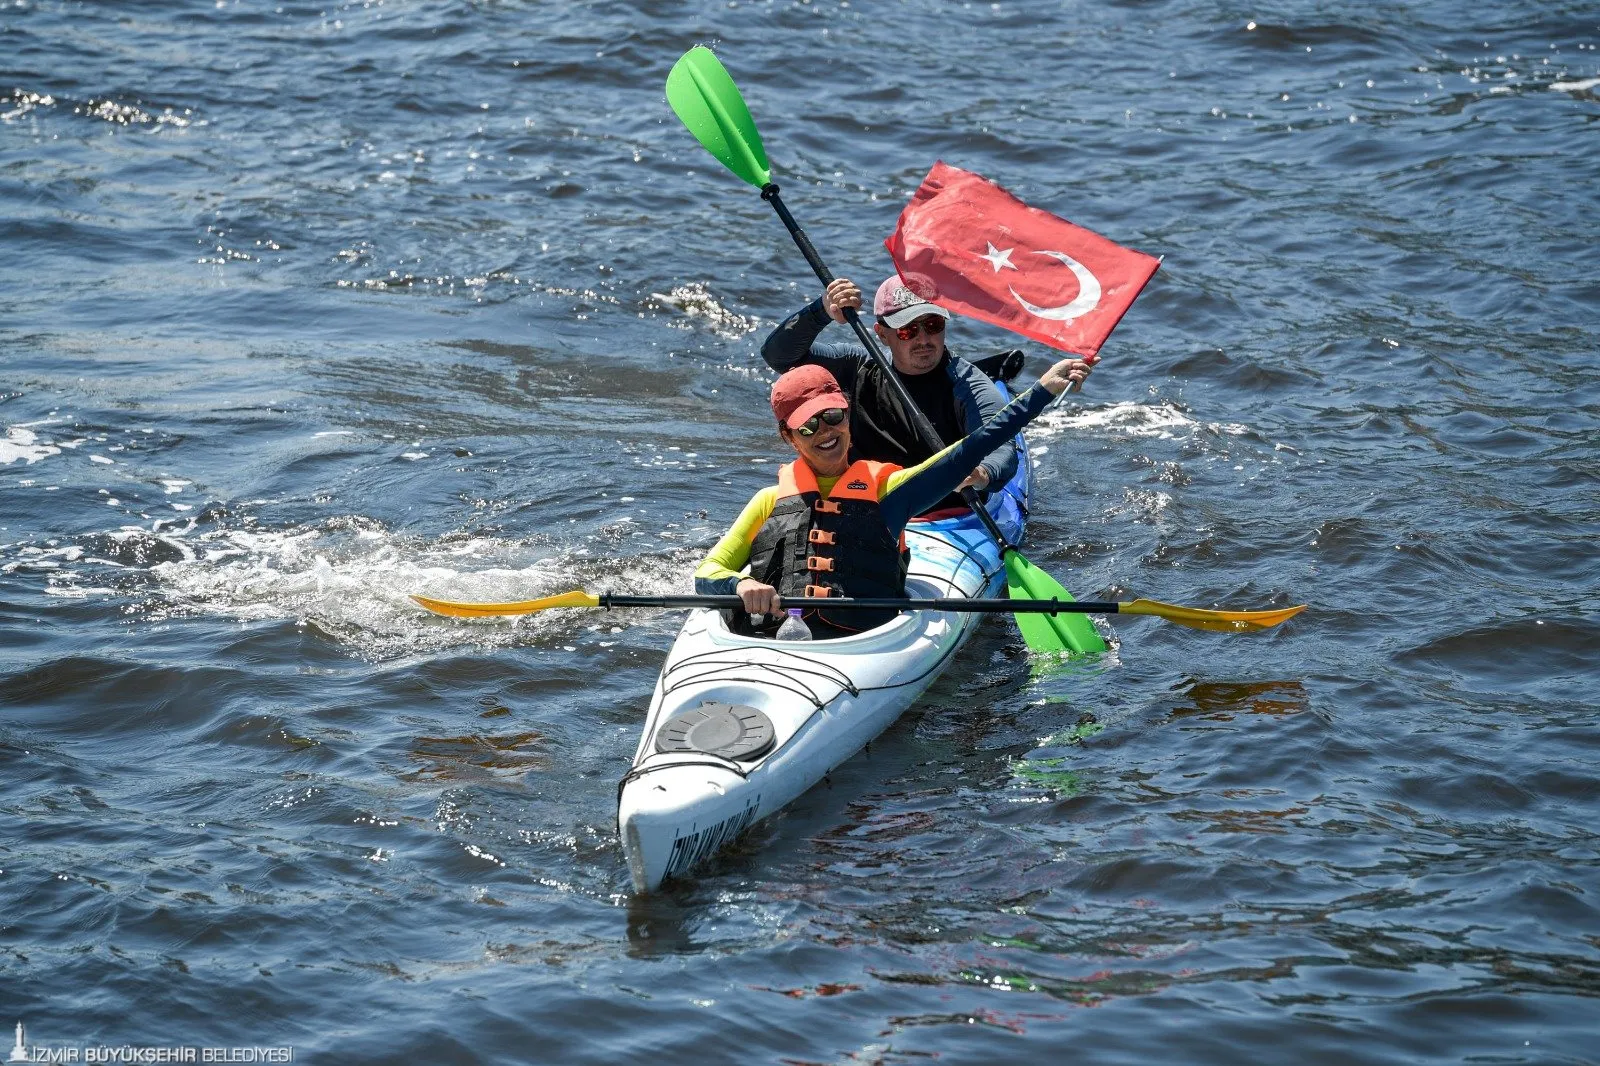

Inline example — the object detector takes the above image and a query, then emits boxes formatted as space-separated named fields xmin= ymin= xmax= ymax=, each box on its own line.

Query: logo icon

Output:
xmin=9 ymin=1021 xmax=27 ymax=1063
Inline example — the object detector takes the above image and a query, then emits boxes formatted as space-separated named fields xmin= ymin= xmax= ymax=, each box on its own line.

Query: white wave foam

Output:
xmin=1031 ymin=401 xmax=1250 ymax=441
xmin=1 ymin=426 xmax=62 ymax=466
xmin=0 ymin=421 xmax=704 ymax=656
xmin=649 ymin=282 xmax=763 ymax=339
xmin=143 ymin=519 xmax=551 ymax=650
xmin=1550 ymin=77 xmax=1600 ymax=92
xmin=127 ymin=515 xmax=699 ymax=657
xmin=1111 ymin=487 xmax=1175 ymax=526
xmin=1 ymin=89 xmax=56 ymax=123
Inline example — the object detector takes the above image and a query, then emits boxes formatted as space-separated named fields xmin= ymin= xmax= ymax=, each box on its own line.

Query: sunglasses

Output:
xmin=892 ymin=316 xmax=946 ymax=341
xmin=795 ymin=407 xmax=847 ymax=437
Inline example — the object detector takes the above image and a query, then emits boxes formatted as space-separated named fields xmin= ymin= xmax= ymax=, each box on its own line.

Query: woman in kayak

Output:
xmin=694 ymin=357 xmax=1093 ymax=637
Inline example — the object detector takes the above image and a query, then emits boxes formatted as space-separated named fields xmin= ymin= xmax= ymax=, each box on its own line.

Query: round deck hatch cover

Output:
xmin=654 ymin=701 xmax=775 ymax=761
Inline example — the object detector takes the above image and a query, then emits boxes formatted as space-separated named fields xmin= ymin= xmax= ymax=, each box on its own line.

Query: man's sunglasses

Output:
xmin=892 ymin=316 xmax=946 ymax=341
xmin=795 ymin=407 xmax=847 ymax=437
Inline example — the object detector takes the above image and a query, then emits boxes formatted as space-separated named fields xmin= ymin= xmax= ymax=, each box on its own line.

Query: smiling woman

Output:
xmin=773 ymin=364 xmax=853 ymax=478
xmin=693 ymin=357 xmax=1091 ymax=636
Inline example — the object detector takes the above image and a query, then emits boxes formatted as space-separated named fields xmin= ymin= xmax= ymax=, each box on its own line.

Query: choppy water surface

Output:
xmin=3 ymin=1 xmax=1597 ymax=1062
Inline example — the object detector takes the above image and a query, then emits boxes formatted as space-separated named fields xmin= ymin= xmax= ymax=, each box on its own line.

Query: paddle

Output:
xmin=410 ymin=591 xmax=1305 ymax=633
xmin=665 ymin=45 xmax=1108 ymax=654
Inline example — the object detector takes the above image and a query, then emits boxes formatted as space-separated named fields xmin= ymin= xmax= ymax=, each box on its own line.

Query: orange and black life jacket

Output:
xmin=740 ymin=458 xmax=909 ymax=636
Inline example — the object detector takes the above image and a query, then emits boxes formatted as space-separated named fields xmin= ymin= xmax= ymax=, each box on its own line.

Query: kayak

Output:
xmin=617 ymin=409 xmax=1031 ymax=894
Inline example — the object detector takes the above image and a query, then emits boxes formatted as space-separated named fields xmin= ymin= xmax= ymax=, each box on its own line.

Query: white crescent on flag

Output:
xmin=1008 ymin=250 xmax=1102 ymax=323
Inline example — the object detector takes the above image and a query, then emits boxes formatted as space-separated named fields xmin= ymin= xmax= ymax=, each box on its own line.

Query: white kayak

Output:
xmin=617 ymin=434 xmax=1030 ymax=893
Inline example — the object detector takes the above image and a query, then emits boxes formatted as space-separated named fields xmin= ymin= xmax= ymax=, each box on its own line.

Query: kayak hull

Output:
xmin=618 ymin=441 xmax=1029 ymax=894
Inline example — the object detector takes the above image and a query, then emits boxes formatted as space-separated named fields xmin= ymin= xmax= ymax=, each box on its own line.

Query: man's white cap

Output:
xmin=874 ymin=274 xmax=951 ymax=329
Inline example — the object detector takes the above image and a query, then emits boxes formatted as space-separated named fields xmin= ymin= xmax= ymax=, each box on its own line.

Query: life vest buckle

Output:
xmin=803 ymin=584 xmax=832 ymax=598
xmin=807 ymin=529 xmax=836 ymax=545
xmin=805 ymin=556 xmax=835 ymax=572
xmin=813 ymin=499 xmax=843 ymax=514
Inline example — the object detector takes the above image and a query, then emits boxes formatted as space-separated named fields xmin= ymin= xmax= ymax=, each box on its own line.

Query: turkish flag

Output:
xmin=885 ymin=162 xmax=1160 ymax=357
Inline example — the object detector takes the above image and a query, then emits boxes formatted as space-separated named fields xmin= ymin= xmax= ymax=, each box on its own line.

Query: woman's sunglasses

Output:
xmin=795 ymin=407 xmax=847 ymax=437
xmin=893 ymin=316 xmax=946 ymax=341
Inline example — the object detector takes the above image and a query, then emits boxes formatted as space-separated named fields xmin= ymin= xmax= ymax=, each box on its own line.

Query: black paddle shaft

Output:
xmin=759 ymin=183 xmax=1019 ymax=553
xmin=597 ymin=593 xmax=1118 ymax=615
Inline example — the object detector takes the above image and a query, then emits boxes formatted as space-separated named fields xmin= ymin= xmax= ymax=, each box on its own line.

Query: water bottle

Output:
xmin=775 ymin=607 xmax=812 ymax=641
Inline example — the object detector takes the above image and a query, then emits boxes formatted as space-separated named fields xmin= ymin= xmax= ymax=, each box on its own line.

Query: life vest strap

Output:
xmin=807 ymin=529 xmax=836 ymax=545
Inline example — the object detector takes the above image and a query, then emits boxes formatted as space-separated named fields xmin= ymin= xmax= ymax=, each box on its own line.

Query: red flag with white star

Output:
xmin=884 ymin=162 xmax=1160 ymax=357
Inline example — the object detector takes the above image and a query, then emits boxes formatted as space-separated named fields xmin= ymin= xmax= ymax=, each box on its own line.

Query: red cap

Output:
xmin=770 ymin=364 xmax=849 ymax=429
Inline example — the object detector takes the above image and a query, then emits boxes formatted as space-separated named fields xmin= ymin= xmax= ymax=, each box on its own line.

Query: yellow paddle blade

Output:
xmin=408 ymin=590 xmax=600 ymax=619
xmin=1119 ymin=599 xmax=1307 ymax=633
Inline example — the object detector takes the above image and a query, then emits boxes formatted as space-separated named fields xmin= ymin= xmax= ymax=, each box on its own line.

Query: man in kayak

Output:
xmin=695 ymin=357 xmax=1092 ymax=638
xmin=761 ymin=273 xmax=1018 ymax=503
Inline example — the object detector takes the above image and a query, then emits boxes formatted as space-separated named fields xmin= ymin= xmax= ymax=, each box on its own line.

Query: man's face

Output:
xmin=875 ymin=314 xmax=947 ymax=376
xmin=780 ymin=408 xmax=852 ymax=478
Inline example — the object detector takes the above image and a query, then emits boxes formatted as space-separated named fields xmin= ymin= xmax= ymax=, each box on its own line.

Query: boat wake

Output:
xmin=4 ymin=511 xmax=700 ymax=658
xmin=1030 ymin=400 xmax=1251 ymax=442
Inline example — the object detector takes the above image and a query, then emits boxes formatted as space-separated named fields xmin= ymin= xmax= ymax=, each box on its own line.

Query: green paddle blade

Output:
xmin=1005 ymin=550 xmax=1109 ymax=654
xmin=665 ymin=46 xmax=771 ymax=188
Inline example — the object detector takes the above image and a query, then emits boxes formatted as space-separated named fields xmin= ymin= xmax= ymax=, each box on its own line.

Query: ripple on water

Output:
xmin=1396 ymin=617 xmax=1597 ymax=697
